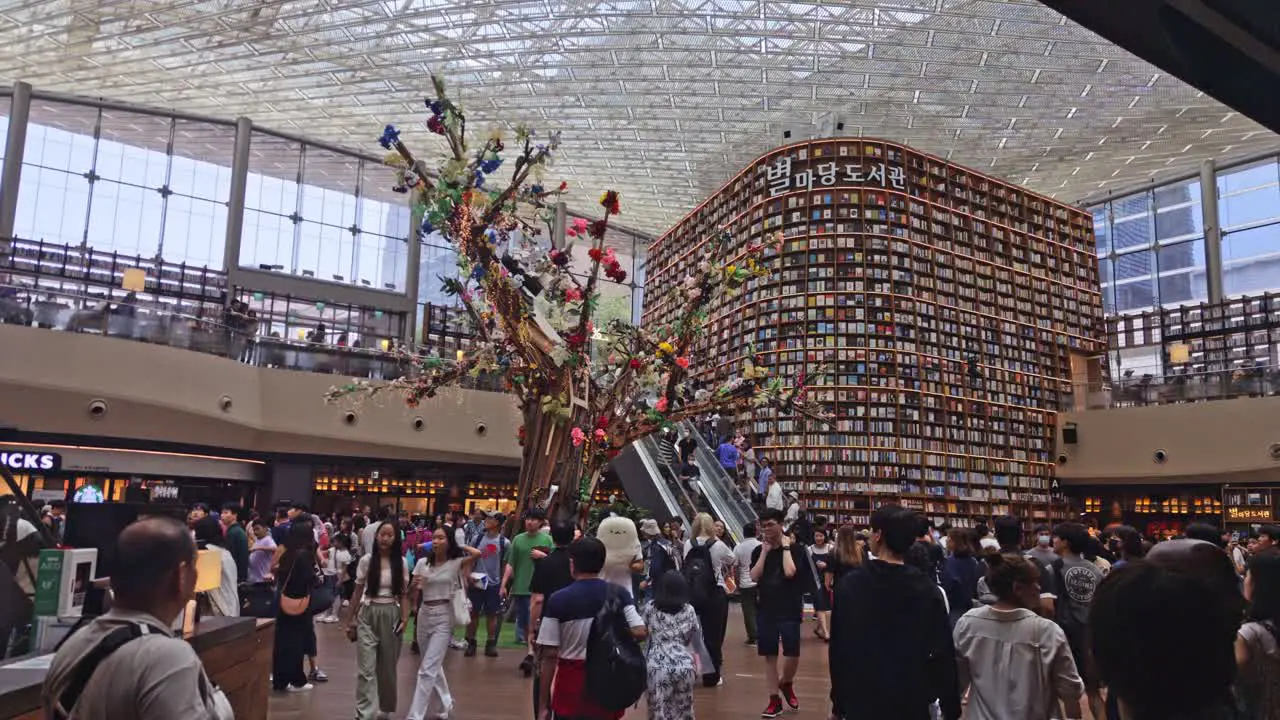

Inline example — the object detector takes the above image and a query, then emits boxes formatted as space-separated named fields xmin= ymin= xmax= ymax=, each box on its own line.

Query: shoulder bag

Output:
xmin=451 ymin=561 xmax=472 ymax=627
xmin=278 ymin=555 xmax=311 ymax=616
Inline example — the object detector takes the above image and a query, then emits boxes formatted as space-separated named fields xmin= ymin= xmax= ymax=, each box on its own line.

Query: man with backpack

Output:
xmin=537 ymin=537 xmax=646 ymax=720
xmin=467 ymin=511 xmax=508 ymax=658
xmin=639 ymin=519 xmax=677 ymax=605
xmin=41 ymin=517 xmax=233 ymax=719
xmin=683 ymin=514 xmax=735 ymax=687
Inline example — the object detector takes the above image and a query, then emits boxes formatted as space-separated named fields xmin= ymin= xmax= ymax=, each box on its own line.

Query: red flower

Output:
xmin=588 ymin=247 xmax=603 ymax=262
xmin=589 ymin=219 xmax=608 ymax=239
xmin=596 ymin=415 xmax=610 ymax=429
xmin=629 ymin=358 xmax=641 ymax=369
xmin=675 ymin=356 xmax=690 ymax=369
xmin=427 ymin=116 xmax=445 ymax=135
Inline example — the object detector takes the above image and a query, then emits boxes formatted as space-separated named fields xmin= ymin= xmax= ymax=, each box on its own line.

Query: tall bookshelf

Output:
xmin=643 ymin=139 xmax=1106 ymax=530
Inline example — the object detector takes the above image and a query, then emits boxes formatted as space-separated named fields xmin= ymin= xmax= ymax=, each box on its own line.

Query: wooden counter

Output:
xmin=0 ymin=616 xmax=274 ymax=719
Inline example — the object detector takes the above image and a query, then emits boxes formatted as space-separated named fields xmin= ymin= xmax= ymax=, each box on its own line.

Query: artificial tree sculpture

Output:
xmin=329 ymin=75 xmax=826 ymax=523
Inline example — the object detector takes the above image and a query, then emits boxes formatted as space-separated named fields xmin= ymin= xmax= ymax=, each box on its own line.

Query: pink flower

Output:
xmin=675 ymin=356 xmax=690 ymax=369
xmin=655 ymin=396 xmax=669 ymax=412
xmin=571 ymin=427 xmax=586 ymax=447
xmin=594 ymin=428 xmax=607 ymax=440
xmin=571 ymin=217 xmax=589 ymax=235
xmin=564 ymin=287 xmax=583 ymax=302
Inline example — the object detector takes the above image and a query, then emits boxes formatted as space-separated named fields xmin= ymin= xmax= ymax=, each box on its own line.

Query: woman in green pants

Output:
xmin=347 ymin=522 xmax=411 ymax=720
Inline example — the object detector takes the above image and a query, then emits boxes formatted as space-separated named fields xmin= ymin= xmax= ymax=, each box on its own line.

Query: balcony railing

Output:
xmin=1061 ymin=364 xmax=1280 ymax=410
xmin=0 ymin=283 xmax=505 ymax=393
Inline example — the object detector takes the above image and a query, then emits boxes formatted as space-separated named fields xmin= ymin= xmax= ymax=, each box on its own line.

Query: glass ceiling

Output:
xmin=0 ymin=0 xmax=1274 ymax=236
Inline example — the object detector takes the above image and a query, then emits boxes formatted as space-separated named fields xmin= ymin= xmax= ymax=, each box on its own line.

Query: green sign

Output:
xmin=33 ymin=549 xmax=64 ymax=617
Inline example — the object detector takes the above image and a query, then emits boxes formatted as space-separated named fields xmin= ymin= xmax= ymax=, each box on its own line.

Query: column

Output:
xmin=405 ymin=204 xmax=422 ymax=345
xmin=0 ymin=81 xmax=32 ymax=243
xmin=1200 ymin=158 xmax=1224 ymax=304
xmin=221 ymin=116 xmax=253 ymax=289
xmin=553 ymin=201 xmax=567 ymax=248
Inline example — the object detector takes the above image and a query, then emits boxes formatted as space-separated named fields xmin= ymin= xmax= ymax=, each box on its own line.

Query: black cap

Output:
xmin=523 ymin=507 xmax=547 ymax=521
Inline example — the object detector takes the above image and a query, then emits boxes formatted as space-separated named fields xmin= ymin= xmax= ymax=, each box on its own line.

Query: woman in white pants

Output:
xmin=406 ymin=525 xmax=480 ymax=720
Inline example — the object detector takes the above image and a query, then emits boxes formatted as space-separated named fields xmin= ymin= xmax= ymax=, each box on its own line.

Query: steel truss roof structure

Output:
xmin=0 ymin=0 xmax=1275 ymax=235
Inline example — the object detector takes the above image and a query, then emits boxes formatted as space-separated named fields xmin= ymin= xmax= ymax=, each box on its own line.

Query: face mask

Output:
xmin=1038 ymin=535 xmax=1051 ymax=546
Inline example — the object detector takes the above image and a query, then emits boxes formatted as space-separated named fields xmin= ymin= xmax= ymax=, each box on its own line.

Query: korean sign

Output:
xmin=766 ymin=156 xmax=907 ymax=196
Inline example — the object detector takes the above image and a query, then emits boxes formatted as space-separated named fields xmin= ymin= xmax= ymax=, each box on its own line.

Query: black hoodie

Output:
xmin=828 ymin=559 xmax=962 ymax=720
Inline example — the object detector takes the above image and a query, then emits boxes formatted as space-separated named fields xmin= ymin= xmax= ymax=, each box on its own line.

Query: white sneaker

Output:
xmin=285 ymin=683 xmax=314 ymax=693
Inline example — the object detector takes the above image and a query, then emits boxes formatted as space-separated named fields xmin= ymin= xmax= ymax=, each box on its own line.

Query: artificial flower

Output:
xmin=657 ymin=341 xmax=674 ymax=356
xmin=564 ymin=287 xmax=583 ymax=302
xmin=629 ymin=358 xmax=642 ymax=369
xmin=571 ymin=427 xmax=585 ymax=447
xmin=600 ymin=190 xmax=621 ymax=215
xmin=427 ymin=115 xmax=446 ymax=135
xmin=594 ymin=428 xmax=607 ymax=440
xmin=572 ymin=217 xmax=589 ymax=235
xmin=675 ymin=356 xmax=691 ymax=369
xmin=378 ymin=124 xmax=401 ymax=149
xmin=588 ymin=247 xmax=603 ymax=262
xmin=589 ymin=219 xmax=608 ymax=239
xmin=655 ymin=396 xmax=669 ymax=412
xmin=596 ymin=415 xmax=610 ymax=430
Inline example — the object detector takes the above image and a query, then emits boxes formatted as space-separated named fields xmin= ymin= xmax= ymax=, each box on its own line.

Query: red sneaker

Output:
xmin=761 ymin=695 xmax=784 ymax=718
xmin=780 ymin=682 xmax=799 ymax=712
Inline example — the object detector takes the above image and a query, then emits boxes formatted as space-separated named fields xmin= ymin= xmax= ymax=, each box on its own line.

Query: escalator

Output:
xmin=607 ymin=423 xmax=759 ymax=543
xmin=675 ymin=421 xmax=758 ymax=544
xmin=608 ymin=438 xmax=694 ymax=530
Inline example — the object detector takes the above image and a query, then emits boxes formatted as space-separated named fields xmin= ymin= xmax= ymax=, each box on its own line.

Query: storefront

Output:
xmin=310 ymin=464 xmax=520 ymax=519
xmin=0 ymin=441 xmax=265 ymax=509
xmin=1071 ymin=485 xmax=1225 ymax=540
xmin=1222 ymin=487 xmax=1278 ymax=535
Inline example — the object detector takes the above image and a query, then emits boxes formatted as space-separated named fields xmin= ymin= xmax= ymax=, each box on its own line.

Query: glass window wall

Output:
xmin=1219 ymin=160 xmax=1280 ymax=299
xmin=13 ymin=101 xmax=235 ymax=271
xmin=239 ymin=133 xmax=410 ymax=292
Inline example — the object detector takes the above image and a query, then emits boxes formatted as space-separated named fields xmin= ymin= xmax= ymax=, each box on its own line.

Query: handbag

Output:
xmin=278 ymin=556 xmax=312 ymax=617
xmin=450 ymin=566 xmax=472 ymax=626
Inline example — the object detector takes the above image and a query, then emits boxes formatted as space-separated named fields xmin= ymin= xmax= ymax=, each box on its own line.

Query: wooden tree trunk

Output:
xmin=511 ymin=403 xmax=585 ymax=531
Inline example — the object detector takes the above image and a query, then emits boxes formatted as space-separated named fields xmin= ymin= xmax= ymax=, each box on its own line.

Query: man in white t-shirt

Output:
xmin=734 ymin=522 xmax=763 ymax=646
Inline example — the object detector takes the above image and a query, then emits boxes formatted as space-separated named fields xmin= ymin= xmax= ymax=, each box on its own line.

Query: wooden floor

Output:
xmin=269 ymin=604 xmax=834 ymax=719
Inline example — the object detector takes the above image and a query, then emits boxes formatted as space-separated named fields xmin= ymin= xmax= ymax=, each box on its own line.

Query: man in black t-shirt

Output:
xmin=749 ymin=508 xmax=809 ymax=718
xmin=528 ymin=520 xmax=576 ymax=716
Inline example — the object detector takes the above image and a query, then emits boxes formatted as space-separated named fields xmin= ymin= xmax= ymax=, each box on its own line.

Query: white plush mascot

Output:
xmin=597 ymin=515 xmax=643 ymax=595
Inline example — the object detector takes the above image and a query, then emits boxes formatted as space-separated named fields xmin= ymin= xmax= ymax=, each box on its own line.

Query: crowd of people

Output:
xmin=10 ymin=490 xmax=1280 ymax=720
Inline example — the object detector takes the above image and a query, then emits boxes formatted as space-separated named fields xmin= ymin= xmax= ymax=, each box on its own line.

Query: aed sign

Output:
xmin=1226 ymin=506 xmax=1273 ymax=522
xmin=0 ymin=452 xmax=62 ymax=472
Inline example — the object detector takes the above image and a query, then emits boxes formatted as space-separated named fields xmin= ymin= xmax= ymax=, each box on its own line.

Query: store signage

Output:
xmin=767 ymin=156 xmax=907 ymax=196
xmin=1225 ymin=506 xmax=1273 ymax=522
xmin=0 ymin=451 xmax=61 ymax=472
xmin=150 ymin=484 xmax=180 ymax=502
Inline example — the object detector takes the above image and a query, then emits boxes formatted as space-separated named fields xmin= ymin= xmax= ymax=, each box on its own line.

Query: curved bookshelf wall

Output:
xmin=643 ymin=139 xmax=1107 ymax=530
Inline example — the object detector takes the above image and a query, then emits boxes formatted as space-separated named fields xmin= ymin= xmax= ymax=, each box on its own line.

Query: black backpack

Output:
xmin=585 ymin=584 xmax=647 ymax=712
xmin=683 ymin=539 xmax=718 ymax=609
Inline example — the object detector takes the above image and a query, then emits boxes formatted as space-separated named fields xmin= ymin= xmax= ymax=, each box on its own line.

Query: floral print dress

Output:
xmin=644 ymin=603 xmax=704 ymax=720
